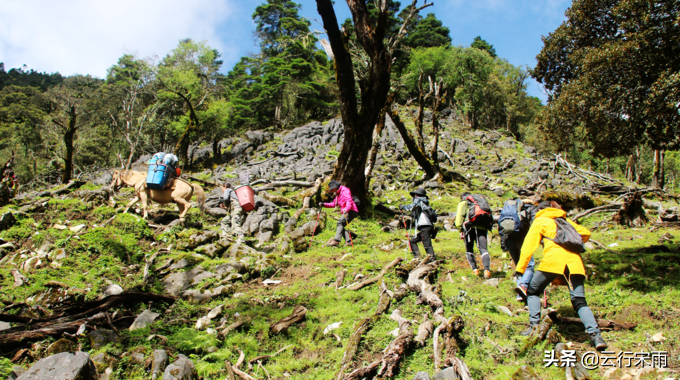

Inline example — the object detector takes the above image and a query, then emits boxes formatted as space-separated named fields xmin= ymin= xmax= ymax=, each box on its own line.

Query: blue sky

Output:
xmin=1 ymin=0 xmax=572 ymax=102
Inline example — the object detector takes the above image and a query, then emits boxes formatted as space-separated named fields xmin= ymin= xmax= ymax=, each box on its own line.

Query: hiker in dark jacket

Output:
xmin=515 ymin=201 xmax=607 ymax=351
xmin=500 ymin=198 xmax=539 ymax=302
xmin=399 ymin=188 xmax=436 ymax=259
xmin=319 ymin=180 xmax=358 ymax=247
xmin=455 ymin=192 xmax=492 ymax=278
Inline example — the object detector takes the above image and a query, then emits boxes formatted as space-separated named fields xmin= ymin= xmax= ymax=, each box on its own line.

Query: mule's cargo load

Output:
xmin=146 ymin=163 xmax=171 ymax=190
xmin=235 ymin=185 xmax=255 ymax=212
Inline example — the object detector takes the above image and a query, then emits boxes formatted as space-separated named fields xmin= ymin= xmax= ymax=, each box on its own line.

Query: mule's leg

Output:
xmin=139 ymin=190 xmax=150 ymax=219
xmin=124 ymin=196 xmax=139 ymax=214
xmin=174 ymin=197 xmax=192 ymax=221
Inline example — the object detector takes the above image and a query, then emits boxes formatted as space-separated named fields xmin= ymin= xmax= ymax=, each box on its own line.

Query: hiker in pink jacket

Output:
xmin=319 ymin=180 xmax=358 ymax=247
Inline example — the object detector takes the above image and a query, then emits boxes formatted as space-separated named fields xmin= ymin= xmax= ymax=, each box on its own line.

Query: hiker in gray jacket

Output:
xmin=220 ymin=182 xmax=244 ymax=242
xmin=399 ymin=188 xmax=436 ymax=259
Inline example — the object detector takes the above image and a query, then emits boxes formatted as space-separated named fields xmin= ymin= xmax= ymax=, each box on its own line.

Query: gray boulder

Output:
xmin=496 ymin=139 xmax=516 ymax=149
xmin=17 ymin=352 xmax=97 ymax=380
xmin=152 ymin=350 xmax=169 ymax=380
xmin=162 ymin=354 xmax=195 ymax=380
xmin=129 ymin=309 xmax=160 ymax=331
xmin=88 ymin=329 xmax=119 ymax=349
xmin=524 ymin=145 xmax=537 ymax=154
xmin=91 ymin=171 xmax=113 ymax=186
xmin=162 ymin=267 xmax=217 ymax=296
xmin=0 ymin=212 xmax=16 ymax=231
xmin=413 ymin=372 xmax=431 ymax=380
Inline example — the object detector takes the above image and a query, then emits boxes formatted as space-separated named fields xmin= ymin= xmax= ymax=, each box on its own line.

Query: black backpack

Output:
xmin=543 ymin=218 xmax=586 ymax=253
xmin=419 ymin=202 xmax=438 ymax=224
xmin=352 ymin=195 xmax=361 ymax=210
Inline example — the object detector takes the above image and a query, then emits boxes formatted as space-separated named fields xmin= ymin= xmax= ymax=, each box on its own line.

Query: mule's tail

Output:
xmin=192 ymin=183 xmax=206 ymax=214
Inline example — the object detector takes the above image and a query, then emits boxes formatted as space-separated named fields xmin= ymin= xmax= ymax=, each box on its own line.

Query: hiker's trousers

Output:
xmin=334 ymin=211 xmax=358 ymax=243
xmin=505 ymin=234 xmax=535 ymax=287
xmin=464 ymin=227 xmax=490 ymax=271
xmin=410 ymin=225 xmax=435 ymax=258
xmin=527 ymin=271 xmax=600 ymax=335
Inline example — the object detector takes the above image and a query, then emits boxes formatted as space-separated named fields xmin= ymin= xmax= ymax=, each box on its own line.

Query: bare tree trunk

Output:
xmin=59 ymin=107 xmax=78 ymax=183
xmin=387 ymin=106 xmax=439 ymax=179
xmin=213 ymin=138 xmax=220 ymax=165
xmin=364 ymin=108 xmax=386 ymax=189
xmin=651 ymin=149 xmax=665 ymax=189
xmin=316 ymin=0 xmax=392 ymax=205
xmin=415 ymin=73 xmax=428 ymax=153
xmin=625 ymin=154 xmax=635 ymax=182
xmin=428 ymin=77 xmax=446 ymax=171
xmin=635 ymin=146 xmax=641 ymax=183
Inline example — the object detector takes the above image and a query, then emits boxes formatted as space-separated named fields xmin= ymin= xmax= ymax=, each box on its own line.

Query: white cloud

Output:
xmin=0 ymin=0 xmax=244 ymax=78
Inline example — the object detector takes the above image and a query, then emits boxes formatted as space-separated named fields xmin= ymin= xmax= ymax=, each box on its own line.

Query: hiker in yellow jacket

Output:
xmin=516 ymin=201 xmax=607 ymax=351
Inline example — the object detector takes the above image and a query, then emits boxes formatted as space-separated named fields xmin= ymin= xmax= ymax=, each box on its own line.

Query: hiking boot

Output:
xmin=484 ymin=270 xmax=491 ymax=279
xmin=345 ymin=242 xmax=353 ymax=247
xmin=472 ymin=269 xmax=480 ymax=277
xmin=520 ymin=325 xmax=538 ymax=336
xmin=325 ymin=239 xmax=340 ymax=247
xmin=515 ymin=284 xmax=528 ymax=303
xmin=590 ymin=333 xmax=608 ymax=351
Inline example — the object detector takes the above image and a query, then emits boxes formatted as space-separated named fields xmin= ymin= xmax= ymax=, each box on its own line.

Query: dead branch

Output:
xmin=218 ymin=319 xmax=250 ymax=340
xmin=573 ymin=203 xmax=622 ymax=221
xmin=11 ymin=268 xmax=28 ymax=287
xmin=555 ymin=316 xmax=636 ymax=331
xmin=270 ymin=305 xmax=307 ymax=334
xmin=348 ymin=257 xmax=403 ymax=291
xmin=253 ymin=180 xmax=314 ymax=192
xmin=414 ymin=317 xmax=434 ymax=347
xmin=335 ymin=290 xmax=392 ymax=380
xmin=258 ymin=191 xmax=297 ymax=207
xmin=296 ymin=177 xmax=325 ymax=200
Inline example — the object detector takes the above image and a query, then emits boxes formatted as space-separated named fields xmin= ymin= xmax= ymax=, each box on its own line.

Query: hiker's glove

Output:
xmin=318 ymin=202 xmax=323 ymax=207
xmin=513 ymin=271 xmax=523 ymax=278
xmin=459 ymin=231 xmax=464 ymax=239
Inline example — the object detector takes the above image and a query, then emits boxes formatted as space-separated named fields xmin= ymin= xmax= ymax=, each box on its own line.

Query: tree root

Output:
xmin=348 ymin=257 xmax=403 ymax=290
xmin=270 ymin=305 xmax=307 ymax=334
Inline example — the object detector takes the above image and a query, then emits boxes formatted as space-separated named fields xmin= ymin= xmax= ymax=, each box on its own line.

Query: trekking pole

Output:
xmin=402 ymin=214 xmax=412 ymax=259
xmin=309 ymin=210 xmax=322 ymax=248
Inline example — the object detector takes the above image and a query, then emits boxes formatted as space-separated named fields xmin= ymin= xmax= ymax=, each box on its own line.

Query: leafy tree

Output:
xmin=0 ymin=63 xmax=63 ymax=91
xmin=402 ymin=13 xmax=451 ymax=49
xmin=105 ymin=54 xmax=162 ymax=169
xmin=47 ymin=75 xmax=101 ymax=182
xmin=0 ymin=85 xmax=50 ymax=177
xmin=316 ymin=0 xmax=432 ymax=202
xmin=156 ymin=39 xmax=223 ymax=167
xmin=532 ymin=0 xmax=680 ymax=187
xmin=471 ymin=36 xmax=497 ymax=58
xmin=227 ymin=0 xmax=337 ymax=131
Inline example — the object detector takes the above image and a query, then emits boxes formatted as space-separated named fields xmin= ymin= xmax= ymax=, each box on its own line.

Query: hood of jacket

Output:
xmin=414 ymin=196 xmax=429 ymax=206
xmin=535 ymin=207 xmax=566 ymax=219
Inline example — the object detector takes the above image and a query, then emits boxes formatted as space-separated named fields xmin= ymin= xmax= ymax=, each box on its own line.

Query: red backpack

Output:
xmin=465 ymin=195 xmax=493 ymax=228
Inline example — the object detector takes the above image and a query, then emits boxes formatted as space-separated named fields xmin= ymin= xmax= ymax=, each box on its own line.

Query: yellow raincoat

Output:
xmin=516 ymin=208 xmax=591 ymax=275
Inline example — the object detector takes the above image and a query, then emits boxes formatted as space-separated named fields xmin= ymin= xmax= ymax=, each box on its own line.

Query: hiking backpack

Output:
xmin=465 ymin=195 xmax=493 ymax=227
xmin=543 ymin=218 xmax=586 ymax=253
xmin=352 ymin=195 xmax=361 ymax=210
xmin=498 ymin=199 xmax=525 ymax=236
xmin=419 ymin=202 xmax=438 ymax=224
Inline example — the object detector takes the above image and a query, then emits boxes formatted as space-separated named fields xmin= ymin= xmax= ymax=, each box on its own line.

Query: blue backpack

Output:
xmin=498 ymin=199 xmax=524 ymax=236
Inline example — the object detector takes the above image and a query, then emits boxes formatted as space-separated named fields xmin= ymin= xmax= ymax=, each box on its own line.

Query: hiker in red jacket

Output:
xmin=319 ymin=180 xmax=358 ymax=247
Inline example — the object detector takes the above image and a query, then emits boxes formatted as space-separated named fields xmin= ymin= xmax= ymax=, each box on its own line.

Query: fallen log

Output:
xmin=0 ymin=312 xmax=106 ymax=353
xmin=573 ymin=203 xmax=622 ymax=221
xmin=270 ymin=305 xmax=307 ymax=334
xmin=344 ymin=309 xmax=414 ymax=380
xmin=296 ymin=177 xmax=325 ymax=201
xmin=414 ymin=317 xmax=434 ymax=347
xmin=218 ymin=319 xmax=250 ymax=340
xmin=520 ymin=315 xmax=554 ymax=356
xmin=335 ymin=289 xmax=392 ymax=380
xmin=555 ymin=316 xmax=636 ymax=331
xmin=254 ymin=180 xmax=314 ymax=192
xmin=258 ymin=191 xmax=297 ymax=207
xmin=348 ymin=257 xmax=403 ymax=291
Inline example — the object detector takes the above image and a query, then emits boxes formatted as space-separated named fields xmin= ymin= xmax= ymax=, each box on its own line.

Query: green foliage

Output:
xmin=470 ymin=36 xmax=497 ymax=58
xmin=0 ymin=63 xmax=63 ymax=91
xmin=533 ymin=0 xmax=680 ymax=156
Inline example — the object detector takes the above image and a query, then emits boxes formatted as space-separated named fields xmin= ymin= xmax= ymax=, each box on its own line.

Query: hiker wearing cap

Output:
xmin=498 ymin=197 xmax=539 ymax=302
xmin=455 ymin=192 xmax=494 ymax=279
xmin=220 ymin=182 xmax=244 ymax=242
xmin=319 ymin=180 xmax=358 ymax=247
xmin=399 ymin=188 xmax=437 ymax=259
xmin=515 ymin=201 xmax=607 ymax=351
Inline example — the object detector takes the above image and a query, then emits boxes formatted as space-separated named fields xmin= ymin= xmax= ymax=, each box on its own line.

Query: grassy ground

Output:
xmin=1 ymin=119 xmax=679 ymax=379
